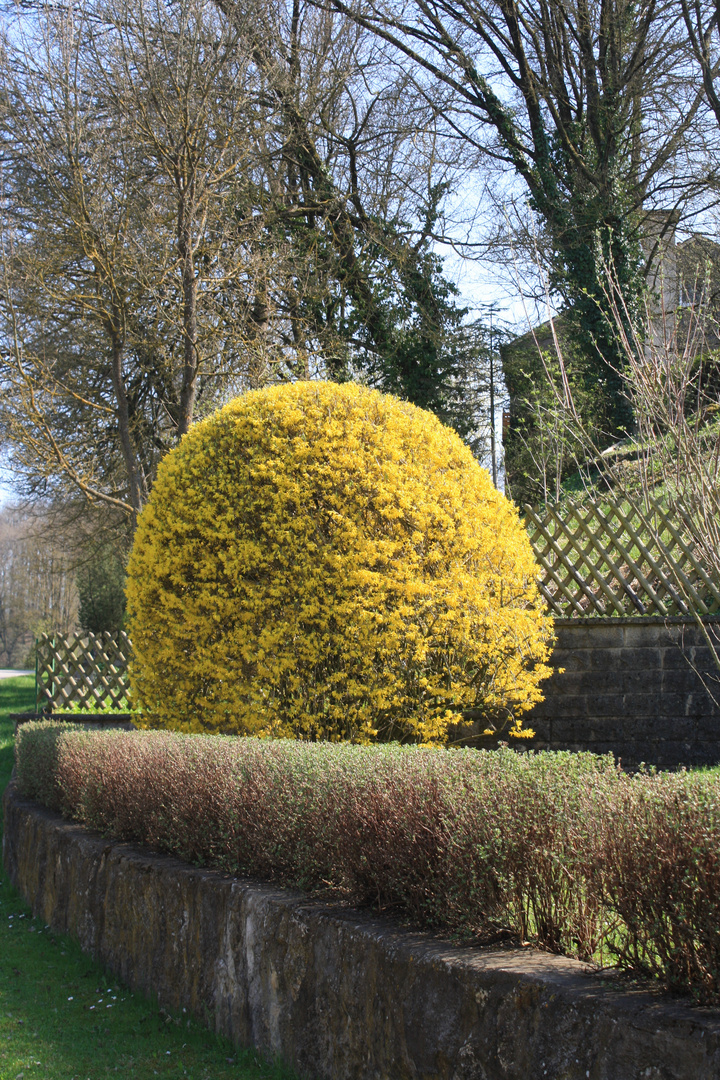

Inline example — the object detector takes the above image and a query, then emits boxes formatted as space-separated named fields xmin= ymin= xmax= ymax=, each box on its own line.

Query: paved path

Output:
xmin=0 ymin=670 xmax=33 ymax=680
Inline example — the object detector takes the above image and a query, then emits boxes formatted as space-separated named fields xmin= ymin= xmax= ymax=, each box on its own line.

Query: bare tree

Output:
xmin=214 ymin=0 xmax=487 ymax=425
xmin=0 ymin=0 xmax=486 ymax=522
xmin=0 ymin=0 xmax=271 ymax=521
xmin=0 ymin=504 xmax=80 ymax=667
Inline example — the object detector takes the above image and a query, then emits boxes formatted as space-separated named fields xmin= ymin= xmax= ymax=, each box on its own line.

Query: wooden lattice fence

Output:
xmin=36 ymin=632 xmax=132 ymax=712
xmin=523 ymin=498 xmax=720 ymax=617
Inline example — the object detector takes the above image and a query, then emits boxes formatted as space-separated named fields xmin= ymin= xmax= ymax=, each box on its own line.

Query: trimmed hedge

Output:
xmin=15 ymin=722 xmax=720 ymax=1004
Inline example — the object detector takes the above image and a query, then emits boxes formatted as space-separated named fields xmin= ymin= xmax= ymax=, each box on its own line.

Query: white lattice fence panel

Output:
xmin=37 ymin=632 xmax=132 ymax=711
xmin=523 ymin=498 xmax=720 ymax=617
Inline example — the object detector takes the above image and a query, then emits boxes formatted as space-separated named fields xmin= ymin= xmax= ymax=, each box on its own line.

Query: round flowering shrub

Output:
xmin=127 ymin=381 xmax=553 ymax=742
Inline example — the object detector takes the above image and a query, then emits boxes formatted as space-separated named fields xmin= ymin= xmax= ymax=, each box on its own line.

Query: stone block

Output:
xmin=547 ymin=718 xmax=585 ymax=743
xmin=650 ymin=715 xmax=695 ymax=740
xmin=550 ymin=671 xmax=617 ymax=697
xmin=695 ymin=714 xmax=720 ymax=741
xmin=656 ymin=693 xmax=693 ymax=718
xmin=685 ymin=691 xmax=720 ymax=718
xmin=588 ymin=647 xmax=625 ymax=670
xmin=588 ymin=693 xmax=625 ymax=718
xmin=620 ymin=740 xmax=661 ymax=767
xmin=663 ymin=624 xmax=719 ymax=650
xmin=549 ymin=649 xmax=589 ymax=673
xmin=621 ymin=693 xmax=664 ymax=718
xmin=661 ymin=667 xmax=709 ymax=695
xmin=688 ymin=739 xmax=720 ymax=767
xmin=610 ymin=647 xmax=661 ymax=671
xmin=588 ymin=739 xmax=631 ymax=760
xmin=585 ymin=720 xmax=626 ymax=742
xmin=648 ymin=740 xmax=701 ymax=768
xmin=526 ymin=718 xmax=552 ymax=742
xmin=555 ymin=624 xmax=625 ymax=650
xmin=623 ymin=623 xmax=670 ymax=649
xmin=660 ymin=643 xmax=718 ymax=672
xmin=619 ymin=670 xmax=665 ymax=695
xmin=536 ymin=669 xmax=567 ymax=692
xmin=525 ymin=702 xmax=552 ymax=721
xmin=537 ymin=694 xmax=588 ymax=719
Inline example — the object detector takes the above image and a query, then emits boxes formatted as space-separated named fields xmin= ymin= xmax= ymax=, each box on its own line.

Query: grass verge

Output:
xmin=0 ymin=676 xmax=300 ymax=1080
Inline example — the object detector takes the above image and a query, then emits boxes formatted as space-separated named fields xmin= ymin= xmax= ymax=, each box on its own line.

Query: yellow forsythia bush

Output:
xmin=127 ymin=381 xmax=554 ymax=742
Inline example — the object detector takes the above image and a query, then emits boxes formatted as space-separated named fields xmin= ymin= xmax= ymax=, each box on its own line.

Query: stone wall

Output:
xmin=5 ymin=782 xmax=720 ymax=1080
xmin=527 ymin=617 xmax=720 ymax=767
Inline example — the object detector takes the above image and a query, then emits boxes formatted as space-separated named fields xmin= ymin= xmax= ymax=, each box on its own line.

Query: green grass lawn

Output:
xmin=0 ymin=676 xmax=300 ymax=1080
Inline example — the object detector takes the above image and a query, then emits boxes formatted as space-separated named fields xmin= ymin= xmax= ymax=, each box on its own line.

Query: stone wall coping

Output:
xmin=554 ymin=615 xmax=720 ymax=627
xmin=4 ymin=781 xmax=720 ymax=1079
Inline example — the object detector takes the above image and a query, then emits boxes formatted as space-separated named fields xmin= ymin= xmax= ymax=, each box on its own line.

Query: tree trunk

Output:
xmin=177 ymin=178 xmax=198 ymax=438
xmin=109 ymin=319 xmax=145 ymax=522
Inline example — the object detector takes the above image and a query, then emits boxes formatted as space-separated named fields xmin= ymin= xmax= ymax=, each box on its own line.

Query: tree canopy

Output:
xmin=0 ymin=0 xmax=483 ymax=524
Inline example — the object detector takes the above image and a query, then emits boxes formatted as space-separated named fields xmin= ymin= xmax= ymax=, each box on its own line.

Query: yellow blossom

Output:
xmin=127 ymin=381 xmax=554 ymax=743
